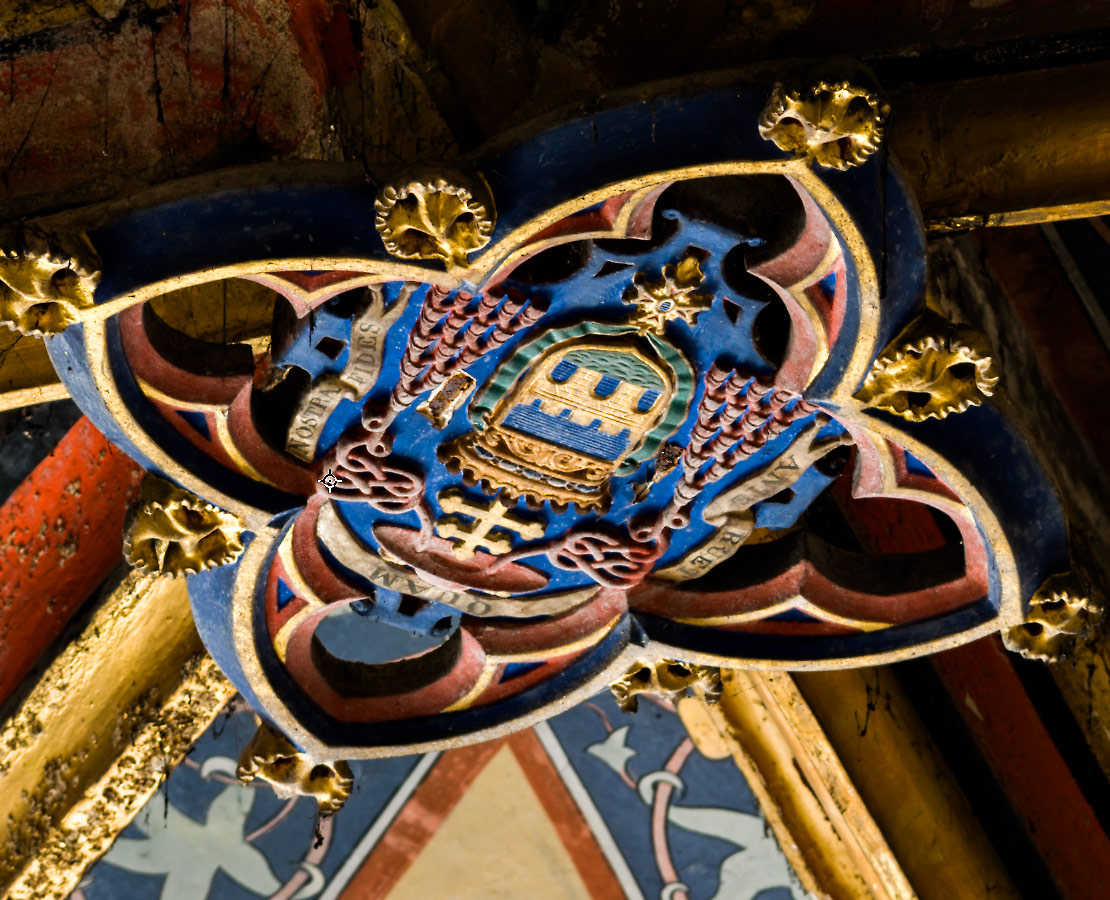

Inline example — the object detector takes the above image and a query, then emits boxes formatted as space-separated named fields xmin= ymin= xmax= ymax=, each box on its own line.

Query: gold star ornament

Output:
xmin=624 ymin=253 xmax=714 ymax=335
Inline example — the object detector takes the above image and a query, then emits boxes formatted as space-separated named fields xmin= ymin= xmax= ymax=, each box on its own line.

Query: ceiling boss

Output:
xmin=12 ymin=64 xmax=1083 ymax=761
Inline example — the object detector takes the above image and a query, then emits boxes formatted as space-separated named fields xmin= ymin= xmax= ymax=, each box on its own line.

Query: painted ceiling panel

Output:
xmin=72 ymin=692 xmax=800 ymax=900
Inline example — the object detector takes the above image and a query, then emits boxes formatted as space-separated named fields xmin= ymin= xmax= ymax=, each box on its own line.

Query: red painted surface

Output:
xmin=0 ymin=417 xmax=143 ymax=706
xmin=980 ymin=227 xmax=1110 ymax=461
xmin=932 ymin=636 xmax=1110 ymax=900
xmin=339 ymin=739 xmax=506 ymax=899
xmin=119 ymin=304 xmax=252 ymax=406
xmin=0 ymin=0 xmax=342 ymax=213
xmin=288 ymin=0 xmax=361 ymax=90
xmin=830 ymin=469 xmax=947 ymax=554
xmin=226 ymin=384 xmax=318 ymax=495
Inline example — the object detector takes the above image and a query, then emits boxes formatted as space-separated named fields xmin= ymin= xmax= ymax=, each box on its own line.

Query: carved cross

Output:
xmin=436 ymin=490 xmax=545 ymax=559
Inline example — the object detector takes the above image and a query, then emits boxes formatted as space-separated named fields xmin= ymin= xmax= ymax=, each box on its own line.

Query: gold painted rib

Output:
xmin=893 ymin=61 xmax=1110 ymax=229
xmin=0 ymin=569 xmax=236 ymax=900
xmin=794 ymin=667 xmax=1021 ymax=900
xmin=1050 ymin=636 xmax=1110 ymax=785
xmin=682 ymin=669 xmax=917 ymax=900
xmin=0 ymin=330 xmax=64 ymax=412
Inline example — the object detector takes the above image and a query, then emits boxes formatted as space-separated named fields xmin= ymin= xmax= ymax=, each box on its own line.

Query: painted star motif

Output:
xmin=101 ymin=781 xmax=284 ymax=900
xmin=624 ymin=253 xmax=714 ymax=336
xmin=586 ymin=725 xmax=639 ymax=780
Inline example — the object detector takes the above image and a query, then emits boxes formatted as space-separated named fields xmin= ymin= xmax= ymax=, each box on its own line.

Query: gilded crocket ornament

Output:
xmin=0 ymin=224 xmax=100 ymax=336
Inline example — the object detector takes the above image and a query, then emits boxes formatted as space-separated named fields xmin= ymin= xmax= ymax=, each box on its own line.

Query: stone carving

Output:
xmin=855 ymin=309 xmax=999 ymax=421
xmin=48 ymin=82 xmax=1077 ymax=760
xmin=237 ymin=722 xmax=353 ymax=816
xmin=548 ymin=526 xmax=664 ymax=589
xmin=759 ymin=66 xmax=889 ymax=170
xmin=655 ymin=416 xmax=853 ymax=582
xmin=1003 ymin=573 xmax=1102 ymax=662
xmin=123 ymin=475 xmax=244 ymax=577
xmin=635 ymin=363 xmax=817 ymax=540
xmin=435 ymin=489 xmax=545 ymax=559
xmin=327 ymin=437 xmax=426 ymax=513
xmin=285 ymin=286 xmax=408 ymax=462
xmin=610 ymin=659 xmax=723 ymax=713
xmin=445 ymin=323 xmax=693 ymax=511
xmin=624 ymin=251 xmax=714 ymax=335
xmin=351 ymin=286 xmax=544 ymax=459
xmin=0 ymin=224 xmax=100 ymax=336
xmin=375 ymin=166 xmax=496 ymax=268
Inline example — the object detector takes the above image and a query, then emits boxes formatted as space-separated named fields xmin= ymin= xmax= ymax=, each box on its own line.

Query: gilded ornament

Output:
xmin=854 ymin=309 xmax=999 ymax=421
xmin=0 ymin=224 xmax=100 ymax=336
xmin=1003 ymin=573 xmax=1102 ymax=662
xmin=237 ymin=722 xmax=353 ymax=816
xmin=624 ymin=252 xmax=714 ymax=335
xmin=374 ymin=166 xmax=496 ymax=268
xmin=759 ymin=66 xmax=889 ymax=170
xmin=124 ymin=475 xmax=245 ymax=577
xmin=610 ymin=659 xmax=723 ymax=713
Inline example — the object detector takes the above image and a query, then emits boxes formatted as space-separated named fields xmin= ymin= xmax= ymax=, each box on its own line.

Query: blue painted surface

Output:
xmin=593 ymin=374 xmax=621 ymax=397
xmin=503 ymin=401 xmax=632 ymax=461
xmin=501 ymin=661 xmax=545 ymax=681
xmin=79 ymin=692 xmax=803 ymax=900
xmin=551 ymin=359 xmax=577 ymax=382
xmin=45 ymin=325 xmax=163 ymax=476
xmin=177 ymin=410 xmax=211 ymax=440
xmin=271 ymin=297 xmax=355 ymax=378
xmin=89 ymin=183 xmax=385 ymax=303
xmin=330 ymin=210 xmax=832 ymax=598
xmin=314 ymin=605 xmax=449 ymax=665
xmin=275 ymin=580 xmax=296 ymax=613
xmin=188 ymin=537 xmax=269 ymax=722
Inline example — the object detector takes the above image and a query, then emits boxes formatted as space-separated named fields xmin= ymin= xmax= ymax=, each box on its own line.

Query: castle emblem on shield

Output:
xmin=444 ymin=325 xmax=694 ymax=510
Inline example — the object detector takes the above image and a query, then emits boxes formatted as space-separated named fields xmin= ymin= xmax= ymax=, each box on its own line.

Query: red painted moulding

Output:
xmin=979 ymin=227 xmax=1110 ymax=461
xmin=0 ymin=417 xmax=144 ymax=706
xmin=932 ymin=637 xmax=1110 ymax=900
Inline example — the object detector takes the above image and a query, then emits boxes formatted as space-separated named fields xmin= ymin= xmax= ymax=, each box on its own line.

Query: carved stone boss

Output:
xmin=19 ymin=68 xmax=1087 ymax=761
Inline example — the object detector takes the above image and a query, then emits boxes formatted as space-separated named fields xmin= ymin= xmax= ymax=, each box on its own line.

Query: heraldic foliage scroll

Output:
xmin=3 ymin=71 xmax=1077 ymax=760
